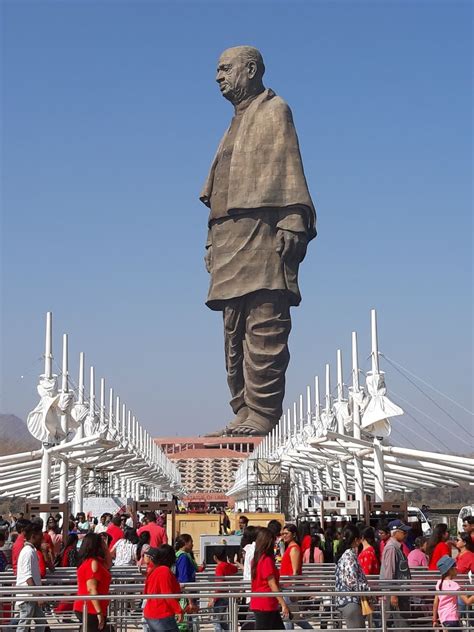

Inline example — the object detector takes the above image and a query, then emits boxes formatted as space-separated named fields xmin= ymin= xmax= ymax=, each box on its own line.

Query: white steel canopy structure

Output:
xmin=0 ymin=313 xmax=183 ymax=511
xmin=228 ymin=309 xmax=473 ymax=516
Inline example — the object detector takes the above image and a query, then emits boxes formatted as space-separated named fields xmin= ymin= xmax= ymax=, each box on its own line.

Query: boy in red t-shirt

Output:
xmin=209 ymin=547 xmax=238 ymax=631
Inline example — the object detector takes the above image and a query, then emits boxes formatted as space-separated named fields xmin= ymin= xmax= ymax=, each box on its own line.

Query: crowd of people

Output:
xmin=0 ymin=511 xmax=473 ymax=631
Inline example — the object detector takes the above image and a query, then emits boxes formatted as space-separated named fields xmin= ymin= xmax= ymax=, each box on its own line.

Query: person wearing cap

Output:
xmin=379 ymin=519 xmax=413 ymax=630
xmin=379 ymin=521 xmax=410 ymax=558
xmin=432 ymin=555 xmax=474 ymax=629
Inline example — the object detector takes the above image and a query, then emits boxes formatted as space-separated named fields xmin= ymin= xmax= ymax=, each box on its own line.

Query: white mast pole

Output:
xmin=114 ymin=396 xmax=121 ymax=496
xmin=324 ymin=363 xmax=334 ymax=492
xmin=299 ymin=394 xmax=304 ymax=432
xmin=74 ymin=352 xmax=85 ymax=514
xmin=351 ymin=331 xmax=364 ymax=508
xmin=44 ymin=312 xmax=53 ymax=379
xmin=78 ymin=352 xmax=85 ymax=405
xmin=89 ymin=366 xmax=95 ymax=414
xmin=120 ymin=404 xmax=127 ymax=496
xmin=115 ymin=396 xmax=121 ymax=435
xmin=371 ymin=309 xmax=385 ymax=501
xmin=59 ymin=333 xmax=69 ymax=504
xmin=40 ymin=313 xmax=53 ymax=524
xmin=100 ymin=378 xmax=105 ymax=427
xmin=337 ymin=349 xmax=348 ymax=504
xmin=87 ymin=366 xmax=96 ymax=494
xmin=314 ymin=376 xmax=321 ymax=427
xmin=108 ymin=388 xmax=114 ymax=434
xmin=122 ymin=403 xmax=126 ymax=441
xmin=306 ymin=385 xmax=311 ymax=427
xmin=293 ymin=401 xmax=298 ymax=437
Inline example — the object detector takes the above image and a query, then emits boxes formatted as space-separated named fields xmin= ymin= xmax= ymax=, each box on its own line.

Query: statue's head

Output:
xmin=216 ymin=46 xmax=265 ymax=105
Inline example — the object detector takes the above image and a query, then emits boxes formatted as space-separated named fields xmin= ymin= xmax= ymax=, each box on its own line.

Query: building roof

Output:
xmin=169 ymin=448 xmax=247 ymax=460
xmin=155 ymin=437 xmax=261 ymax=445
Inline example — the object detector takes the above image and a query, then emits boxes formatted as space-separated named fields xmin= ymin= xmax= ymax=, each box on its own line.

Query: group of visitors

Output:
xmin=1 ymin=510 xmax=474 ymax=632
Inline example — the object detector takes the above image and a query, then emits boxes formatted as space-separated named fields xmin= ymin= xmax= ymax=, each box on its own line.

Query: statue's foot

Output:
xmin=228 ymin=410 xmax=276 ymax=436
xmin=203 ymin=406 xmax=249 ymax=437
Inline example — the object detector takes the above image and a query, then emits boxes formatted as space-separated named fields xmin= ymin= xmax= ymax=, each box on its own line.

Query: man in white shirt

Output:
xmin=16 ymin=522 xmax=45 ymax=632
xmin=94 ymin=513 xmax=109 ymax=534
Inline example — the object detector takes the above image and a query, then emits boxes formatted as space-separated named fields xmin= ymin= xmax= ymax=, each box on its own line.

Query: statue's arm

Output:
xmin=276 ymin=207 xmax=309 ymax=234
xmin=276 ymin=207 xmax=311 ymax=264
xmin=204 ymin=228 xmax=212 ymax=273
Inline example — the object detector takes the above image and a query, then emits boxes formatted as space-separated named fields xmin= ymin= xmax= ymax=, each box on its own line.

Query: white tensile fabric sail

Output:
xmin=56 ymin=391 xmax=75 ymax=437
xmin=84 ymin=411 xmax=100 ymax=437
xmin=349 ymin=388 xmax=367 ymax=415
xmin=333 ymin=400 xmax=352 ymax=433
xmin=319 ymin=409 xmax=336 ymax=436
xmin=361 ymin=371 xmax=403 ymax=437
xmin=27 ymin=375 xmax=66 ymax=444
xmin=70 ymin=402 xmax=89 ymax=436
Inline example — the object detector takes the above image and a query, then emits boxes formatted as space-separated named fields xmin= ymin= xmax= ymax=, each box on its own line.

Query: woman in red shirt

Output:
xmin=427 ymin=523 xmax=451 ymax=571
xmin=73 ymin=533 xmax=112 ymax=632
xmin=280 ymin=524 xmax=302 ymax=577
xmin=251 ymin=527 xmax=289 ymax=630
xmin=298 ymin=522 xmax=312 ymax=555
xmin=143 ymin=544 xmax=184 ymax=632
xmin=55 ymin=533 xmax=80 ymax=616
xmin=455 ymin=533 xmax=474 ymax=574
xmin=280 ymin=524 xmax=313 ymax=629
xmin=358 ymin=526 xmax=381 ymax=576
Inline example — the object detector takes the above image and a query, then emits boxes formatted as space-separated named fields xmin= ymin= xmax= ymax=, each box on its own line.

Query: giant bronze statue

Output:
xmin=201 ymin=46 xmax=316 ymax=436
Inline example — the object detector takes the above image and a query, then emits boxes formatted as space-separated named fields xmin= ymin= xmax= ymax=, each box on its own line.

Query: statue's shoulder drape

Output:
xmin=200 ymin=89 xmax=316 ymax=239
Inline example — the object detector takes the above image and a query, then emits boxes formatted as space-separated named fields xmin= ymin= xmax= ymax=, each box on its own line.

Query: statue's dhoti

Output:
xmin=223 ymin=289 xmax=291 ymax=426
xmin=207 ymin=209 xmax=302 ymax=432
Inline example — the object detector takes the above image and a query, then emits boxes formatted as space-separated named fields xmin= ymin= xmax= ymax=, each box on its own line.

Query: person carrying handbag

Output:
xmin=335 ymin=525 xmax=371 ymax=630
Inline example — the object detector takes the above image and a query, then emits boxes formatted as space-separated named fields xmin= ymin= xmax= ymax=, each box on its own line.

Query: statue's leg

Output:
xmin=238 ymin=290 xmax=291 ymax=435
xmin=204 ymin=299 xmax=247 ymax=437
xmin=223 ymin=298 xmax=247 ymax=418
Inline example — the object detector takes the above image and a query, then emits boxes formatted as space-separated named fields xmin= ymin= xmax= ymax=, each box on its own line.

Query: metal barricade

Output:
xmin=0 ymin=566 xmax=473 ymax=632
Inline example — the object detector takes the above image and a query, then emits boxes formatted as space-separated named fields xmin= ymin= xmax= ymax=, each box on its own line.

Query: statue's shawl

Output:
xmin=200 ymin=88 xmax=316 ymax=239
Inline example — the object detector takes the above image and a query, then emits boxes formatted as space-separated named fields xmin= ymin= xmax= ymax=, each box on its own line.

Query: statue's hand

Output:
xmin=276 ymin=229 xmax=308 ymax=264
xmin=204 ymin=246 xmax=212 ymax=273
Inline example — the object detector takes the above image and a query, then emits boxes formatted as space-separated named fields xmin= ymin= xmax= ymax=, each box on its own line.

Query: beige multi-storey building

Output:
xmin=155 ymin=436 xmax=261 ymax=509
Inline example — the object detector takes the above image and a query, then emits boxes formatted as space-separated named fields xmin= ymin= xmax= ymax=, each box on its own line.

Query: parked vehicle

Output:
xmin=458 ymin=505 xmax=474 ymax=534
xmin=408 ymin=505 xmax=432 ymax=536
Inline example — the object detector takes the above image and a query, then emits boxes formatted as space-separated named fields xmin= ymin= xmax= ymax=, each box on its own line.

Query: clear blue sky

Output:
xmin=1 ymin=1 xmax=472 ymax=452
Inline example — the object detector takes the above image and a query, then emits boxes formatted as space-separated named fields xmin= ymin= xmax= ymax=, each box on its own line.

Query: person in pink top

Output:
xmin=302 ymin=533 xmax=324 ymax=564
xmin=432 ymin=555 xmax=474 ymax=629
xmin=137 ymin=512 xmax=168 ymax=548
xmin=407 ymin=537 xmax=428 ymax=568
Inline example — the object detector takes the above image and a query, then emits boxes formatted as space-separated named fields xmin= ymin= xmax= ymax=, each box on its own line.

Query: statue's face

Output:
xmin=216 ymin=49 xmax=255 ymax=104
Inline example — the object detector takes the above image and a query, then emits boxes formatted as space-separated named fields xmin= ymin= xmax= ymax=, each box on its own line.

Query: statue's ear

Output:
xmin=247 ymin=60 xmax=257 ymax=79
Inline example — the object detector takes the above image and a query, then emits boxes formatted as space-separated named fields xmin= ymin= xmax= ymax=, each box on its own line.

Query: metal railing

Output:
xmin=0 ymin=567 xmax=472 ymax=632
